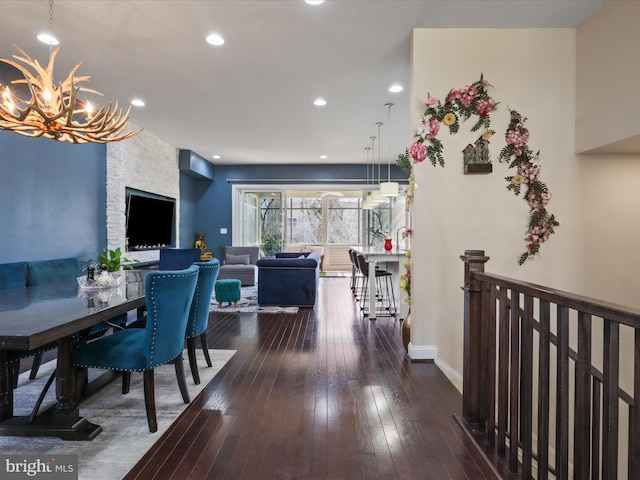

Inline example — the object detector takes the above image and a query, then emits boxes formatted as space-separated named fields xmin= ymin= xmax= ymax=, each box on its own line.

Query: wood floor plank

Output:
xmin=116 ymin=277 xmax=494 ymax=480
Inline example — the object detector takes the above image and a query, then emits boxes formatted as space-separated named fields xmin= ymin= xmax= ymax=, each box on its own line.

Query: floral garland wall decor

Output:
xmin=407 ymin=74 xmax=559 ymax=265
xmin=399 ymin=230 xmax=412 ymax=305
xmin=499 ymin=110 xmax=559 ymax=264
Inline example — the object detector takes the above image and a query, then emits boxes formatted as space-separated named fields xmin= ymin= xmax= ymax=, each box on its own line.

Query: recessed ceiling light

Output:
xmin=314 ymin=98 xmax=327 ymax=106
xmin=320 ymin=155 xmax=327 ymax=159
xmin=36 ymin=33 xmax=59 ymax=45
xmin=206 ymin=34 xmax=225 ymax=46
xmin=389 ymin=84 xmax=403 ymax=93
xmin=212 ymin=155 xmax=221 ymax=159
xmin=305 ymin=0 xmax=325 ymax=5
xmin=131 ymin=99 xmax=145 ymax=107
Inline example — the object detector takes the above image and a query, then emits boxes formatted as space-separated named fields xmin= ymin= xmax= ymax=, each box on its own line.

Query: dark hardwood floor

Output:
xmin=120 ymin=277 xmax=495 ymax=480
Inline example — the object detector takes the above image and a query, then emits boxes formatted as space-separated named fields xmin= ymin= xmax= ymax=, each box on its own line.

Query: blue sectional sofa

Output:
xmin=0 ymin=257 xmax=81 ymax=291
xmin=0 ymin=257 xmax=83 ymax=380
xmin=256 ymin=252 xmax=321 ymax=307
xmin=0 ymin=257 xmax=128 ymax=382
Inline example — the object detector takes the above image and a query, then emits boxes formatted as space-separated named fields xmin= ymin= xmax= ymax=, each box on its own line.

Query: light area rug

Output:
xmin=210 ymin=284 xmax=298 ymax=314
xmin=0 ymin=348 xmax=236 ymax=480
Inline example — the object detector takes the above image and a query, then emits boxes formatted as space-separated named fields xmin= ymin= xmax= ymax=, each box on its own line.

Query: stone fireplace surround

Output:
xmin=106 ymin=124 xmax=180 ymax=265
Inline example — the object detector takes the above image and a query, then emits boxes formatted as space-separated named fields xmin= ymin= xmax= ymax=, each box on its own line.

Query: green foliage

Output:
xmin=409 ymin=78 xmax=560 ymax=265
xmin=412 ymin=73 xmax=497 ymax=167
xmin=91 ymin=247 xmax=138 ymax=272
xmin=262 ymin=236 xmax=282 ymax=256
xmin=428 ymin=138 xmax=445 ymax=167
xmin=396 ymin=150 xmax=412 ymax=176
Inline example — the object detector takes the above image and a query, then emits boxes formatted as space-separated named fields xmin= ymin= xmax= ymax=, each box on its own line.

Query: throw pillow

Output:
xmin=225 ymin=253 xmax=250 ymax=265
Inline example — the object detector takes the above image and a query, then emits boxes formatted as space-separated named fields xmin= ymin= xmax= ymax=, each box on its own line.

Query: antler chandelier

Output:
xmin=0 ymin=44 xmax=140 ymax=143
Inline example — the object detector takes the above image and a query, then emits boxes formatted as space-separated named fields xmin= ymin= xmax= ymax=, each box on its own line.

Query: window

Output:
xmin=367 ymin=201 xmax=391 ymax=248
xmin=239 ymin=191 xmax=283 ymax=252
xmin=287 ymin=197 xmax=322 ymax=244
xmin=327 ymin=197 xmax=361 ymax=244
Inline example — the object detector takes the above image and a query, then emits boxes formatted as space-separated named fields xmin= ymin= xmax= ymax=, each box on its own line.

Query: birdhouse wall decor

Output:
xmin=463 ymin=129 xmax=494 ymax=174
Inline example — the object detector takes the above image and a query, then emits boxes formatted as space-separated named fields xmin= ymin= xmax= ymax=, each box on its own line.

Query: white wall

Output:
xmin=106 ymin=124 xmax=179 ymax=263
xmin=576 ymin=0 xmax=640 ymax=153
xmin=408 ymin=29 xmax=583 ymax=376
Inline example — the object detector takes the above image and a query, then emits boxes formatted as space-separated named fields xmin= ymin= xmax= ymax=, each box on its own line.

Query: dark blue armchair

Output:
xmin=159 ymin=248 xmax=201 ymax=270
xmin=73 ymin=265 xmax=200 ymax=433
xmin=257 ymin=252 xmax=321 ymax=307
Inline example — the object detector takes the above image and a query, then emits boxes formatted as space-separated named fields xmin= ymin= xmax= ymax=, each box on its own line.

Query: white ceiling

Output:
xmin=0 ymin=0 xmax=605 ymax=165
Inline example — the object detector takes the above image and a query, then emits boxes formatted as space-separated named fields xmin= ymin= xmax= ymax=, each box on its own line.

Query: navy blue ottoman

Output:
xmin=215 ymin=278 xmax=241 ymax=307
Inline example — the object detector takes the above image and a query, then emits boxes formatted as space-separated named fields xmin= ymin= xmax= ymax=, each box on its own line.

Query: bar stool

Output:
xmin=355 ymin=253 xmax=397 ymax=318
xmin=348 ymin=248 xmax=363 ymax=300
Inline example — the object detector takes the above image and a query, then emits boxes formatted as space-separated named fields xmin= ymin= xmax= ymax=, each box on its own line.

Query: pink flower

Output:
xmin=427 ymin=97 xmax=439 ymax=107
xmin=506 ymin=128 xmax=530 ymax=148
xmin=518 ymin=164 xmax=540 ymax=183
xmin=409 ymin=142 xmax=427 ymax=163
xmin=454 ymin=85 xmax=479 ymax=106
xmin=527 ymin=192 xmax=551 ymax=209
xmin=528 ymin=224 xmax=551 ymax=244
xmin=446 ymin=89 xmax=461 ymax=105
xmin=476 ymin=98 xmax=496 ymax=117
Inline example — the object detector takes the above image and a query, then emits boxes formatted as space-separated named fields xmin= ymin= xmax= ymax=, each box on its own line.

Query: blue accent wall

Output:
xmin=0 ymin=130 xmax=106 ymax=264
xmin=192 ymin=162 xmax=407 ymax=258
xmin=0 ymin=138 xmax=407 ymax=265
xmin=180 ymin=173 xmax=210 ymax=249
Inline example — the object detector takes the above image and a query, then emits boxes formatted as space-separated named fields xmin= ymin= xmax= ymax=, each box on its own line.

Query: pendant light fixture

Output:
xmin=380 ymin=102 xmax=399 ymax=197
xmin=0 ymin=0 xmax=140 ymax=143
xmin=362 ymin=146 xmax=372 ymax=210
xmin=369 ymin=121 xmax=385 ymax=205
xmin=365 ymin=136 xmax=377 ymax=206
xmin=368 ymin=134 xmax=383 ymax=205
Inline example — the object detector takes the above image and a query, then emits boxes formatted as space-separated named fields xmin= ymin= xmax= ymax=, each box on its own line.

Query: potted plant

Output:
xmin=262 ymin=236 xmax=282 ymax=257
xmin=92 ymin=247 xmax=138 ymax=272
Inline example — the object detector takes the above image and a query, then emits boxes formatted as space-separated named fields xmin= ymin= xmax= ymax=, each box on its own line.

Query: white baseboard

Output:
xmin=434 ymin=357 xmax=463 ymax=394
xmin=407 ymin=344 xmax=463 ymax=393
xmin=407 ymin=342 xmax=437 ymax=360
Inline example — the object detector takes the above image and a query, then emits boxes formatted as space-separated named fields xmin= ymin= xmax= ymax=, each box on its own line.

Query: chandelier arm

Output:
xmin=0 ymin=44 xmax=140 ymax=143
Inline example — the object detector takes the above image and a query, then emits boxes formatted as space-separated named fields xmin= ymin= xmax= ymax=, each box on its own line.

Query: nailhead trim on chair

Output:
xmin=75 ymin=269 xmax=199 ymax=371
xmin=188 ymin=287 xmax=201 ymax=338
xmin=186 ymin=262 xmax=216 ymax=338
xmin=185 ymin=264 xmax=220 ymax=338
xmin=148 ymin=270 xmax=198 ymax=368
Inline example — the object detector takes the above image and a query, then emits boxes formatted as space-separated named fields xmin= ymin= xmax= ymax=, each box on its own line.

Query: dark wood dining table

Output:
xmin=0 ymin=269 xmax=149 ymax=440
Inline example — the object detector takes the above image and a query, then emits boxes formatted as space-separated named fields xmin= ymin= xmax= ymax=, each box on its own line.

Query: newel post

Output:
xmin=461 ymin=249 xmax=489 ymax=424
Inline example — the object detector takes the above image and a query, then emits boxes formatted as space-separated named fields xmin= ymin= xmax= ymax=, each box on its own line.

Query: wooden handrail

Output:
xmin=473 ymin=271 xmax=640 ymax=329
xmin=461 ymin=250 xmax=640 ymax=479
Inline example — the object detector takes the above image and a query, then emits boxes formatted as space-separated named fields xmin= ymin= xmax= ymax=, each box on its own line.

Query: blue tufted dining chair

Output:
xmin=127 ymin=260 xmax=220 ymax=385
xmin=73 ymin=265 xmax=199 ymax=433
xmin=185 ymin=260 xmax=219 ymax=384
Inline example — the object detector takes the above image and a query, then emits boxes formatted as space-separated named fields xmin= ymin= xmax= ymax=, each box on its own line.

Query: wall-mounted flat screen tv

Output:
xmin=125 ymin=188 xmax=176 ymax=250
